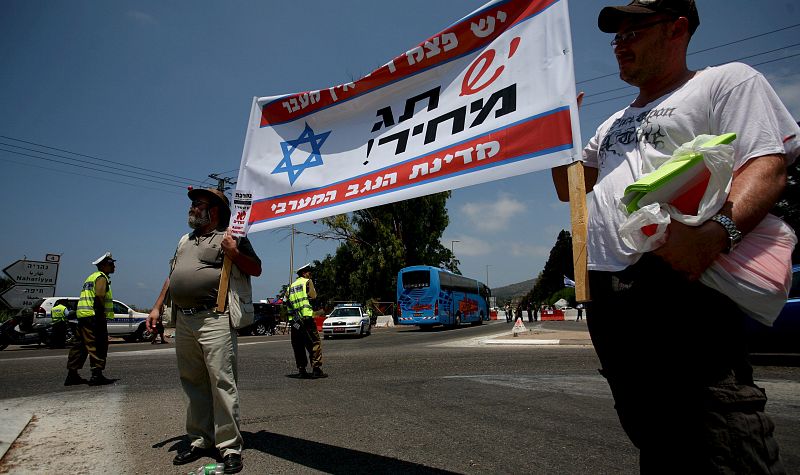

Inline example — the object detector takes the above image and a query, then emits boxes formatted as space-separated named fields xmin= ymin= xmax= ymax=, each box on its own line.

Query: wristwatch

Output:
xmin=710 ymin=214 xmax=742 ymax=254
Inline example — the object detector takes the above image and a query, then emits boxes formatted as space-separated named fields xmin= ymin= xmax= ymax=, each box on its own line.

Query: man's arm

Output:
xmin=221 ymin=231 xmax=262 ymax=277
xmin=551 ymin=164 xmax=598 ymax=202
xmin=307 ymin=279 xmax=317 ymax=299
xmin=653 ymin=154 xmax=787 ymax=280
xmin=552 ymin=93 xmax=595 ymax=201
xmin=93 ymin=275 xmax=108 ymax=317
xmin=147 ymin=278 xmax=169 ymax=331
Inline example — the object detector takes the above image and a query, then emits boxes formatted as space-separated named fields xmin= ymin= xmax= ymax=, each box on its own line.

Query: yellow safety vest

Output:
xmin=76 ymin=271 xmax=114 ymax=319
xmin=51 ymin=304 xmax=67 ymax=323
xmin=287 ymin=277 xmax=313 ymax=319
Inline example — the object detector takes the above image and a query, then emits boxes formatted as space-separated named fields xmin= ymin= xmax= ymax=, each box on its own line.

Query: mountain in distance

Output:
xmin=491 ymin=278 xmax=536 ymax=303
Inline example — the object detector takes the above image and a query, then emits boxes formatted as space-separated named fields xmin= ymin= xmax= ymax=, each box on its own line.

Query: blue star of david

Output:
xmin=272 ymin=122 xmax=331 ymax=186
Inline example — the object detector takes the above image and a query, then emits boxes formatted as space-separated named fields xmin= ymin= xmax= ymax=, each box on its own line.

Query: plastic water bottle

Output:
xmin=189 ymin=462 xmax=224 ymax=475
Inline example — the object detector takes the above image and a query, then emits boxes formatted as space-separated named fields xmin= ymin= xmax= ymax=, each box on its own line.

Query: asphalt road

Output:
xmin=1 ymin=320 xmax=799 ymax=474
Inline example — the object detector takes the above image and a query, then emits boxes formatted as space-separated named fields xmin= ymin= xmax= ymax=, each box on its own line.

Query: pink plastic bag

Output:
xmin=618 ymin=136 xmax=797 ymax=324
xmin=699 ymin=214 xmax=796 ymax=326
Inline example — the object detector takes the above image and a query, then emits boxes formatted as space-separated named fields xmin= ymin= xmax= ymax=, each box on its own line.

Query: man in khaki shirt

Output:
xmin=147 ymin=188 xmax=260 ymax=474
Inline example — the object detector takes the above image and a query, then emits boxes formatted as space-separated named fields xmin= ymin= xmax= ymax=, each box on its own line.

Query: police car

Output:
xmin=322 ymin=303 xmax=371 ymax=338
xmin=31 ymin=297 xmax=152 ymax=342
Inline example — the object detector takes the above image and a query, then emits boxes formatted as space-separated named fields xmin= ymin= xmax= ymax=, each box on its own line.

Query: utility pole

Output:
xmin=208 ymin=173 xmax=236 ymax=192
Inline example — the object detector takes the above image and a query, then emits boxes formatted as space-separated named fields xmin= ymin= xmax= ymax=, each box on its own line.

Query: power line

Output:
xmin=0 ymin=155 xmax=183 ymax=195
xmin=583 ymin=41 xmax=800 ymax=102
xmin=0 ymin=135 xmax=207 ymax=185
xmin=0 ymin=141 xmax=197 ymax=188
xmin=0 ymin=147 xmax=188 ymax=189
xmin=577 ymin=22 xmax=800 ymax=85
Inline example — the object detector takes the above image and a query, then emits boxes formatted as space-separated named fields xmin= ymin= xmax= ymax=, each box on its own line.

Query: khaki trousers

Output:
xmin=175 ymin=310 xmax=242 ymax=456
xmin=67 ymin=314 xmax=108 ymax=372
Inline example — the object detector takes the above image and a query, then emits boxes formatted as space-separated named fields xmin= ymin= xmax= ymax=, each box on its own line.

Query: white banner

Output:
xmin=237 ymin=0 xmax=581 ymax=232
xmin=229 ymin=189 xmax=253 ymax=238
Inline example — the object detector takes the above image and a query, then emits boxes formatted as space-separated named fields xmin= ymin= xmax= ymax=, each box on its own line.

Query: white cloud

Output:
xmin=460 ymin=194 xmax=526 ymax=231
xmin=444 ymin=236 xmax=492 ymax=256
xmin=127 ymin=10 xmax=158 ymax=26
xmin=508 ymin=242 xmax=550 ymax=258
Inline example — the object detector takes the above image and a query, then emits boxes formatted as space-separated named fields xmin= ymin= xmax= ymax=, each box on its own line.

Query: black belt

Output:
xmin=178 ymin=304 xmax=217 ymax=315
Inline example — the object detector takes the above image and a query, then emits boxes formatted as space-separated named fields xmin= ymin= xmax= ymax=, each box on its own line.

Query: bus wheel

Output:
xmin=472 ymin=313 xmax=484 ymax=326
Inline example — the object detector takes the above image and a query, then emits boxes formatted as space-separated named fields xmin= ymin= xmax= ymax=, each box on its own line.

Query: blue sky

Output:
xmin=1 ymin=1 xmax=799 ymax=308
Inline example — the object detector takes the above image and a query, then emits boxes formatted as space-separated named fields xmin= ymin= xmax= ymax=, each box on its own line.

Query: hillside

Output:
xmin=492 ymin=278 xmax=536 ymax=303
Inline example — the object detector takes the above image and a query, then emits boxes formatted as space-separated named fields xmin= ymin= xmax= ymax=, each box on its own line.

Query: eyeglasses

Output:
xmin=191 ymin=200 xmax=210 ymax=208
xmin=610 ymin=18 xmax=674 ymax=47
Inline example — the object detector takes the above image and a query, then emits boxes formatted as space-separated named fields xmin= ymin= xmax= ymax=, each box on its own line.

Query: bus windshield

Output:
xmin=402 ymin=270 xmax=431 ymax=289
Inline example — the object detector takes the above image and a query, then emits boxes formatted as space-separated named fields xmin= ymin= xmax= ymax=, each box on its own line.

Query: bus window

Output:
xmin=403 ymin=270 xmax=431 ymax=289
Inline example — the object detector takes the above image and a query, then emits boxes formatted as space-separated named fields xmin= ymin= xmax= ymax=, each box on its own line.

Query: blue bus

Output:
xmin=396 ymin=265 xmax=491 ymax=328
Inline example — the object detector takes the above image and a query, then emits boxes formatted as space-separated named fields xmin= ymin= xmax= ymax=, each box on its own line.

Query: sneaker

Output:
xmin=64 ymin=371 xmax=88 ymax=386
xmin=312 ymin=368 xmax=328 ymax=379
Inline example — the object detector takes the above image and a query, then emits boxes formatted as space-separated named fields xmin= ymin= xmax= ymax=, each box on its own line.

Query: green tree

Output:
xmin=308 ymin=192 xmax=456 ymax=309
xmin=527 ymin=230 xmax=574 ymax=305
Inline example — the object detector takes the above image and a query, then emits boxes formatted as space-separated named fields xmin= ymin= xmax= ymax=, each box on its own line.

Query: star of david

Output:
xmin=272 ymin=122 xmax=331 ymax=186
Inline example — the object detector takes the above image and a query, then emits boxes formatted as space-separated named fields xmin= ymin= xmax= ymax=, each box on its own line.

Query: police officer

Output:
xmin=50 ymin=300 xmax=68 ymax=349
xmin=65 ymin=252 xmax=115 ymax=386
xmin=287 ymin=263 xmax=327 ymax=379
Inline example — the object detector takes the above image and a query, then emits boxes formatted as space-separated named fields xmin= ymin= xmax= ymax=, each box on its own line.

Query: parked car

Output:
xmin=237 ymin=302 xmax=280 ymax=336
xmin=322 ymin=303 xmax=371 ymax=338
xmin=745 ymin=264 xmax=800 ymax=353
xmin=31 ymin=297 xmax=151 ymax=342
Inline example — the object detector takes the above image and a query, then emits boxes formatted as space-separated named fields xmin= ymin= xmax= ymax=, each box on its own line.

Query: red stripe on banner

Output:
xmin=260 ymin=0 xmax=560 ymax=127
xmin=249 ymin=108 xmax=572 ymax=225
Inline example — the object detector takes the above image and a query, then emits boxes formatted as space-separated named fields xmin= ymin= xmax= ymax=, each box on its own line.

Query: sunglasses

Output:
xmin=611 ymin=18 xmax=675 ymax=47
xmin=191 ymin=200 xmax=210 ymax=208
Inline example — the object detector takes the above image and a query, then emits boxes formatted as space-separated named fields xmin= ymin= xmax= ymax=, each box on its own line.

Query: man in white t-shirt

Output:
xmin=552 ymin=0 xmax=798 ymax=471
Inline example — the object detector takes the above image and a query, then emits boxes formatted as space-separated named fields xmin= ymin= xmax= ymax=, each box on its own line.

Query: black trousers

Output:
xmin=67 ymin=314 xmax=108 ymax=372
xmin=50 ymin=320 xmax=67 ymax=348
xmin=290 ymin=318 xmax=322 ymax=369
xmin=587 ymin=254 xmax=783 ymax=473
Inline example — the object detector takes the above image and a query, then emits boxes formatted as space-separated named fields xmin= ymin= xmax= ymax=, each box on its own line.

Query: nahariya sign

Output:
xmin=236 ymin=0 xmax=582 ymax=232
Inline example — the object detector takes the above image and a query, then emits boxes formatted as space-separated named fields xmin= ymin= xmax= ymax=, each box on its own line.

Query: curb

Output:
xmin=487 ymin=338 xmax=562 ymax=345
xmin=0 ymin=410 xmax=32 ymax=461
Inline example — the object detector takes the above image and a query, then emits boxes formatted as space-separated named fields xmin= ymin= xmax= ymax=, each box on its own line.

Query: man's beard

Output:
xmin=188 ymin=209 xmax=211 ymax=229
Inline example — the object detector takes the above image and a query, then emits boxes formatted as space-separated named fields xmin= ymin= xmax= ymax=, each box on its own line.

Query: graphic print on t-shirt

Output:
xmin=597 ymin=106 xmax=677 ymax=167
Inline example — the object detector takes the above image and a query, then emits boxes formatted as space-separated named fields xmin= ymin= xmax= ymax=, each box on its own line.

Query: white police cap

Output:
xmin=92 ymin=252 xmax=116 ymax=265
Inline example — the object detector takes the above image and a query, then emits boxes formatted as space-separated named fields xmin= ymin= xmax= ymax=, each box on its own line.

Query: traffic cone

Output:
xmin=512 ymin=317 xmax=527 ymax=336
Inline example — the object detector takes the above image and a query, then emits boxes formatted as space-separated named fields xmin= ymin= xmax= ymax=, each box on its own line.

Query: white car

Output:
xmin=31 ymin=296 xmax=151 ymax=342
xmin=322 ymin=304 xmax=371 ymax=338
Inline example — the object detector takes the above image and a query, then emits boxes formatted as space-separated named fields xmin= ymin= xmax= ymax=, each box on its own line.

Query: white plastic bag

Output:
xmin=618 ymin=134 xmax=735 ymax=249
xmin=699 ymin=214 xmax=797 ymax=326
xmin=618 ymin=202 xmax=670 ymax=252
xmin=618 ymin=135 xmax=797 ymax=323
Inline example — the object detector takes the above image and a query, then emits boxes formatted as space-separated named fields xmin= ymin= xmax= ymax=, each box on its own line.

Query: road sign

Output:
xmin=3 ymin=260 xmax=59 ymax=286
xmin=45 ymin=254 xmax=61 ymax=262
xmin=0 ymin=285 xmax=56 ymax=309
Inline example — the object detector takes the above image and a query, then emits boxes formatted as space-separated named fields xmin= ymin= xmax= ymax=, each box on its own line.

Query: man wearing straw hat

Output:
xmin=147 ymin=187 xmax=261 ymax=474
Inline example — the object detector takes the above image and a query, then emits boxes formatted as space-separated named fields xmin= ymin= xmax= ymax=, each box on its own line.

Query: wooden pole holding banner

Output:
xmin=566 ymin=161 xmax=590 ymax=302
xmin=216 ymin=255 xmax=232 ymax=312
